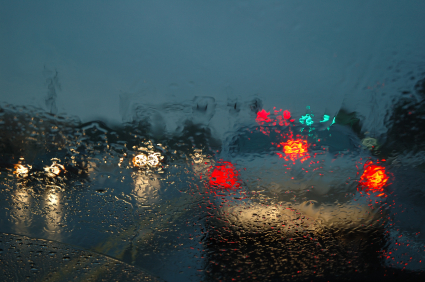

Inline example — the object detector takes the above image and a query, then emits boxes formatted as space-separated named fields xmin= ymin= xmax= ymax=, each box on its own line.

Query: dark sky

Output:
xmin=1 ymin=0 xmax=424 ymax=133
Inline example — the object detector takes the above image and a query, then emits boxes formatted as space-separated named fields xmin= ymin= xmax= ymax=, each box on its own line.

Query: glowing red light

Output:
xmin=282 ymin=139 xmax=307 ymax=155
xmin=256 ymin=109 xmax=272 ymax=125
xmin=358 ymin=161 xmax=389 ymax=196
xmin=278 ymin=139 xmax=309 ymax=162
xmin=283 ymin=110 xmax=291 ymax=120
xmin=209 ymin=161 xmax=240 ymax=191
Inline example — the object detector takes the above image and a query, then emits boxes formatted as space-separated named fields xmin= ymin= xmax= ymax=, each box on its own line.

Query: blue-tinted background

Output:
xmin=1 ymin=1 xmax=425 ymax=281
xmin=1 ymin=0 xmax=424 ymax=133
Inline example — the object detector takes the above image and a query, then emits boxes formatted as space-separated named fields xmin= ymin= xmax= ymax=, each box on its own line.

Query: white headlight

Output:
xmin=14 ymin=164 xmax=31 ymax=178
xmin=148 ymin=153 xmax=160 ymax=167
xmin=44 ymin=159 xmax=65 ymax=177
xmin=133 ymin=154 xmax=148 ymax=167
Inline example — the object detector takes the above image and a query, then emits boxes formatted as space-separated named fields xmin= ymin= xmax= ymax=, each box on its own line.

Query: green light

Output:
xmin=320 ymin=115 xmax=330 ymax=123
xmin=327 ymin=117 xmax=336 ymax=130
xmin=299 ymin=114 xmax=314 ymax=126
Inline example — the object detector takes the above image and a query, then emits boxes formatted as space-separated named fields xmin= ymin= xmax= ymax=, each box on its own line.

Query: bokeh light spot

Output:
xmin=320 ymin=115 xmax=330 ymax=122
xmin=279 ymin=139 xmax=309 ymax=162
xmin=256 ymin=109 xmax=272 ymax=124
xmin=283 ymin=110 xmax=291 ymax=120
xmin=299 ymin=114 xmax=314 ymax=126
xmin=282 ymin=139 xmax=308 ymax=155
xmin=13 ymin=164 xmax=31 ymax=178
xmin=133 ymin=154 xmax=148 ymax=167
xmin=358 ymin=161 xmax=389 ymax=196
xmin=209 ymin=161 xmax=240 ymax=191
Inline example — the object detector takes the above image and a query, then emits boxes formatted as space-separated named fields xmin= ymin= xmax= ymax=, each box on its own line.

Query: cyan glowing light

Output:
xmin=299 ymin=114 xmax=314 ymax=126
xmin=320 ymin=115 xmax=330 ymax=123
xmin=327 ymin=117 xmax=336 ymax=130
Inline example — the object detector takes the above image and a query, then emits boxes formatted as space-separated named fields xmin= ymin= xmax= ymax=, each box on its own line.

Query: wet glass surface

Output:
xmin=1 ymin=99 xmax=425 ymax=281
xmin=1 ymin=1 xmax=425 ymax=281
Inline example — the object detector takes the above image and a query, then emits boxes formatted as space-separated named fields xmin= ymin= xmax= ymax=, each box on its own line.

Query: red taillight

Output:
xmin=282 ymin=139 xmax=308 ymax=155
xmin=283 ymin=110 xmax=291 ymax=120
xmin=255 ymin=109 xmax=272 ymax=124
xmin=277 ymin=139 xmax=309 ymax=162
xmin=358 ymin=161 xmax=389 ymax=196
xmin=209 ymin=161 xmax=240 ymax=190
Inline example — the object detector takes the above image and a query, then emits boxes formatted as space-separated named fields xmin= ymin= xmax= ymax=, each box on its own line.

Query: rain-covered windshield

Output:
xmin=1 ymin=1 xmax=425 ymax=281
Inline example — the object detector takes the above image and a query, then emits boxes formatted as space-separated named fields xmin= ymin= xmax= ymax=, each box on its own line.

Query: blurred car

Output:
xmin=203 ymin=109 xmax=390 ymax=234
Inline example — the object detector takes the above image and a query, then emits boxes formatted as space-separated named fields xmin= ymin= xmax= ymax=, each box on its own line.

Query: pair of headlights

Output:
xmin=132 ymin=153 xmax=161 ymax=168
xmin=14 ymin=151 xmax=164 ymax=180
xmin=14 ymin=159 xmax=65 ymax=179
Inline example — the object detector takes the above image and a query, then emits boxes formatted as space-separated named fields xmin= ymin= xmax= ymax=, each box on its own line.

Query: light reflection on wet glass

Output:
xmin=1 ymin=5 xmax=425 ymax=275
xmin=43 ymin=187 xmax=63 ymax=236
xmin=11 ymin=188 xmax=32 ymax=234
xmin=1 ymin=100 xmax=425 ymax=281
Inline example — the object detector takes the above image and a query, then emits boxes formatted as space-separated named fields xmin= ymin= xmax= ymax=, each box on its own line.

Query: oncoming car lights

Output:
xmin=43 ymin=158 xmax=66 ymax=178
xmin=12 ymin=148 xmax=165 ymax=185
xmin=132 ymin=152 xmax=162 ymax=168
xmin=132 ymin=154 xmax=148 ymax=167
xmin=13 ymin=164 xmax=32 ymax=178
xmin=13 ymin=158 xmax=66 ymax=180
xmin=128 ymin=143 xmax=165 ymax=170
